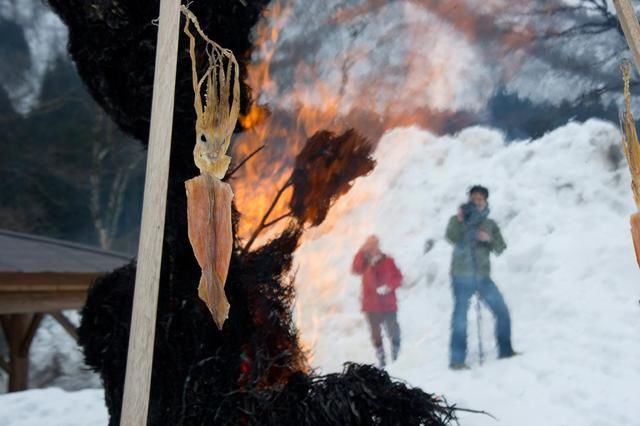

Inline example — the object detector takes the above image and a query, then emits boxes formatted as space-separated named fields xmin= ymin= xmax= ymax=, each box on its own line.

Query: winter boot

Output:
xmin=375 ymin=345 xmax=386 ymax=368
xmin=449 ymin=363 xmax=470 ymax=371
xmin=498 ymin=350 xmax=521 ymax=360
xmin=391 ymin=341 xmax=400 ymax=362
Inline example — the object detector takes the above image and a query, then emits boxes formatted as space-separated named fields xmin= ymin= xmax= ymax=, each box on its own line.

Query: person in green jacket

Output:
xmin=446 ymin=185 xmax=515 ymax=369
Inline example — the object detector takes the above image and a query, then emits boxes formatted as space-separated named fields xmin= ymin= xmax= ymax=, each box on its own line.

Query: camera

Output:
xmin=460 ymin=201 xmax=476 ymax=222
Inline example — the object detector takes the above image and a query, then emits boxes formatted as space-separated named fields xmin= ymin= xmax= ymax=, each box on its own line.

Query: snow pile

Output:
xmin=294 ymin=119 xmax=640 ymax=425
xmin=0 ymin=388 xmax=106 ymax=426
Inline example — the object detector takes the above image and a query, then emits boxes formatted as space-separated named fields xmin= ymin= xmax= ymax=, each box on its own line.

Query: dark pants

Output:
xmin=366 ymin=311 xmax=400 ymax=350
xmin=449 ymin=276 xmax=513 ymax=365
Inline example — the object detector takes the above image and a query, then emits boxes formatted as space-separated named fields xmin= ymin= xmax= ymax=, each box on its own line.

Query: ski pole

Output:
xmin=476 ymin=294 xmax=484 ymax=366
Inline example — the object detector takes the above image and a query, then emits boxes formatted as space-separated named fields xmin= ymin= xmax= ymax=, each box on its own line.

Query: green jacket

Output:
xmin=445 ymin=215 xmax=506 ymax=278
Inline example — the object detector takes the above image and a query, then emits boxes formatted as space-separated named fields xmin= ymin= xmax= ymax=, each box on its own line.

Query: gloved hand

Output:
xmin=376 ymin=285 xmax=392 ymax=296
xmin=477 ymin=230 xmax=491 ymax=242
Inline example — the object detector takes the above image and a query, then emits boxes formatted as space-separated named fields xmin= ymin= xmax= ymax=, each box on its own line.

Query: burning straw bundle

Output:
xmin=620 ymin=60 xmax=640 ymax=266
xmin=243 ymin=129 xmax=376 ymax=252
xmin=80 ymin=198 xmax=458 ymax=426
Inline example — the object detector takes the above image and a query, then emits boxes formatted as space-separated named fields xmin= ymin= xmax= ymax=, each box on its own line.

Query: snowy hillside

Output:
xmin=294 ymin=119 xmax=640 ymax=425
xmin=1 ymin=119 xmax=638 ymax=425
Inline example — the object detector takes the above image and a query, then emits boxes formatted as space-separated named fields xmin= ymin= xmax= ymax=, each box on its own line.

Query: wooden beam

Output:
xmin=120 ymin=1 xmax=181 ymax=425
xmin=49 ymin=311 xmax=79 ymax=341
xmin=0 ymin=291 xmax=87 ymax=315
xmin=0 ymin=272 xmax=97 ymax=314
xmin=0 ymin=271 xmax=103 ymax=290
xmin=614 ymin=0 xmax=640 ymax=73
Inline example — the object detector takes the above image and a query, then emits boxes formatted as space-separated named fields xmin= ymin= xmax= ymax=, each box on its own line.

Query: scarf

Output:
xmin=464 ymin=205 xmax=490 ymax=273
xmin=466 ymin=205 xmax=490 ymax=229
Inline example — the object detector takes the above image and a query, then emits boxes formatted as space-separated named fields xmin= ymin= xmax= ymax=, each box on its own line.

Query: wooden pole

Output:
xmin=120 ymin=1 xmax=181 ymax=424
xmin=0 ymin=313 xmax=43 ymax=392
xmin=614 ymin=0 xmax=640 ymax=73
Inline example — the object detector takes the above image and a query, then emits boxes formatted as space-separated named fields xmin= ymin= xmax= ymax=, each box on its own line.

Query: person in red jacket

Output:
xmin=352 ymin=235 xmax=403 ymax=367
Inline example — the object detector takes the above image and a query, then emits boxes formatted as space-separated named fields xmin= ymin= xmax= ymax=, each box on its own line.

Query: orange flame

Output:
xmin=231 ymin=0 xmax=535 ymax=243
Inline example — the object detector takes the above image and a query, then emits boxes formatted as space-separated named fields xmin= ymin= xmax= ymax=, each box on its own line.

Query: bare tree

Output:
xmin=89 ymin=106 xmax=144 ymax=249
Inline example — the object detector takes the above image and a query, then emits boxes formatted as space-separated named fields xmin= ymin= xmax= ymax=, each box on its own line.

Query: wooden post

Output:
xmin=120 ymin=1 xmax=181 ymax=425
xmin=614 ymin=0 xmax=640 ymax=73
xmin=0 ymin=313 xmax=43 ymax=392
xmin=0 ymin=354 xmax=8 ymax=374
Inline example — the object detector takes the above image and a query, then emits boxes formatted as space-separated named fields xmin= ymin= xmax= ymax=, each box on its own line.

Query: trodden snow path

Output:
xmin=294 ymin=120 xmax=640 ymax=425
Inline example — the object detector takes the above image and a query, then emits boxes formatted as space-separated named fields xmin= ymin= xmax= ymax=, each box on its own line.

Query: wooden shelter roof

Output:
xmin=0 ymin=229 xmax=131 ymax=273
xmin=0 ymin=229 xmax=132 ymax=315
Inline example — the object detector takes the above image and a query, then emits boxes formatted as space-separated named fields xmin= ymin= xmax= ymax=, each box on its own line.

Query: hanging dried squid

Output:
xmin=182 ymin=7 xmax=240 ymax=328
xmin=620 ymin=60 xmax=640 ymax=268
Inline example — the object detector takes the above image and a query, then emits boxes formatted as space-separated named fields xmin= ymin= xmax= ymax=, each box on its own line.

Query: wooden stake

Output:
xmin=0 ymin=313 xmax=43 ymax=392
xmin=614 ymin=0 xmax=640 ymax=73
xmin=120 ymin=1 xmax=181 ymax=424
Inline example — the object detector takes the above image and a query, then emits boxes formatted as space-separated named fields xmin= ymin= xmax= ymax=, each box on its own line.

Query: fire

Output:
xmin=227 ymin=0 xmax=541 ymax=368
xmin=231 ymin=0 xmax=536 ymax=243
xmin=238 ymin=104 xmax=270 ymax=129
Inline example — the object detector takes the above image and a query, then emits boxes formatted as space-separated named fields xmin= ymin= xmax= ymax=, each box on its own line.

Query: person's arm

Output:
xmin=381 ymin=257 xmax=403 ymax=290
xmin=352 ymin=250 xmax=367 ymax=275
xmin=490 ymin=221 xmax=507 ymax=255
xmin=446 ymin=215 xmax=465 ymax=244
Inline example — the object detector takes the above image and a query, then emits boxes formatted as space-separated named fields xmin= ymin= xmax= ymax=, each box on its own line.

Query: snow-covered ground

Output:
xmin=294 ymin=119 xmax=640 ymax=425
xmin=0 ymin=388 xmax=106 ymax=426
xmin=0 ymin=312 xmax=102 ymax=425
xmin=2 ymin=119 xmax=639 ymax=425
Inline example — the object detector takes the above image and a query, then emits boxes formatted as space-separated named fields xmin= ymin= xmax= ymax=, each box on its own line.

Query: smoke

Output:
xmin=246 ymin=0 xmax=632 ymax=125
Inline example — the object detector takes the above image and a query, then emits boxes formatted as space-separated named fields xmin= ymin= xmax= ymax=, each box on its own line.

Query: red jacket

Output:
xmin=351 ymin=250 xmax=403 ymax=312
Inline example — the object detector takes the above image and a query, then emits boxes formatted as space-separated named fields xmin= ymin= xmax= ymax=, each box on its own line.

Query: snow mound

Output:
xmin=294 ymin=119 xmax=640 ymax=425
